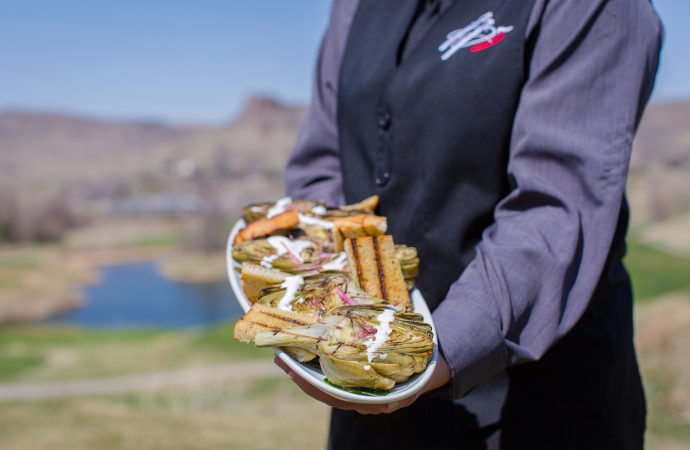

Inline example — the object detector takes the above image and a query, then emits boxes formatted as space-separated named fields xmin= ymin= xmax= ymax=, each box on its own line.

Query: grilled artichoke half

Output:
xmin=395 ymin=244 xmax=420 ymax=289
xmin=257 ymin=271 xmax=379 ymax=317
xmin=254 ymin=304 xmax=434 ymax=391
xmin=232 ymin=237 xmax=323 ymax=272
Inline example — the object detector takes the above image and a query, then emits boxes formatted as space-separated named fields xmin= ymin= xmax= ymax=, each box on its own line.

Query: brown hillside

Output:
xmin=0 ymin=98 xmax=686 ymax=224
xmin=0 ymin=97 xmax=306 ymax=212
xmin=629 ymin=101 xmax=690 ymax=225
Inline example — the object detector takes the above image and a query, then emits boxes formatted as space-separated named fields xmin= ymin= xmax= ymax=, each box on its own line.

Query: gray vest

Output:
xmin=339 ymin=0 xmax=535 ymax=309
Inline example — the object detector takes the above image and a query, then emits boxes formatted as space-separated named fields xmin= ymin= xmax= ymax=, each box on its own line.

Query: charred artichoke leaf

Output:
xmin=370 ymin=361 xmax=413 ymax=382
xmin=395 ymin=245 xmax=419 ymax=287
xmin=395 ymin=245 xmax=418 ymax=261
xmin=300 ymin=224 xmax=333 ymax=245
xmin=254 ymin=315 xmax=339 ymax=353
xmin=241 ymin=202 xmax=273 ymax=223
xmin=319 ymin=353 xmax=395 ymax=390
xmin=242 ymin=199 xmax=325 ymax=223
xmin=283 ymin=347 xmax=318 ymax=363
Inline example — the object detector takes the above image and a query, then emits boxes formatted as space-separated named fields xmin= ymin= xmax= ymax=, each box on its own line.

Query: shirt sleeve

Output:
xmin=432 ymin=0 xmax=663 ymax=398
xmin=284 ymin=0 xmax=359 ymax=207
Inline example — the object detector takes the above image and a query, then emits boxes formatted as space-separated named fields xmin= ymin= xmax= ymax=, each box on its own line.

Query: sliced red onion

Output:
xmin=336 ymin=288 xmax=355 ymax=305
xmin=280 ymin=241 xmax=303 ymax=264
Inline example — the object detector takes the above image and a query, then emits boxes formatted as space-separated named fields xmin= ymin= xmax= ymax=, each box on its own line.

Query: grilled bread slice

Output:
xmin=339 ymin=195 xmax=379 ymax=214
xmin=332 ymin=215 xmax=387 ymax=252
xmin=344 ymin=235 xmax=412 ymax=311
xmin=233 ymin=304 xmax=318 ymax=362
xmin=234 ymin=210 xmax=299 ymax=244
xmin=240 ymin=262 xmax=290 ymax=303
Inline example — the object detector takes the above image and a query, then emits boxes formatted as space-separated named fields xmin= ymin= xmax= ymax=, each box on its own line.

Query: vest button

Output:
xmin=377 ymin=111 xmax=392 ymax=130
xmin=375 ymin=172 xmax=390 ymax=187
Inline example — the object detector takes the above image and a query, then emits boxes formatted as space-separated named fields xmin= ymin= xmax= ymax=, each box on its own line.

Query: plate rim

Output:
xmin=226 ymin=218 xmax=438 ymax=404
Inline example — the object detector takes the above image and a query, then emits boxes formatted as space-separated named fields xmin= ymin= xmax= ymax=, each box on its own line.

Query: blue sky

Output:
xmin=0 ymin=0 xmax=687 ymax=124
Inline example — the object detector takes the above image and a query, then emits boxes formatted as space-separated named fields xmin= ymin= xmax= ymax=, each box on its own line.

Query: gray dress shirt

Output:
xmin=285 ymin=0 xmax=663 ymax=399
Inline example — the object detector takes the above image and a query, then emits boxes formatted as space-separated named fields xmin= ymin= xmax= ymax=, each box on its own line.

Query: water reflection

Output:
xmin=48 ymin=262 xmax=242 ymax=328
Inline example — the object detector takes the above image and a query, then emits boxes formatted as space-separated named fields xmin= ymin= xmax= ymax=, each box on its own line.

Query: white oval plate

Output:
xmin=226 ymin=218 xmax=437 ymax=404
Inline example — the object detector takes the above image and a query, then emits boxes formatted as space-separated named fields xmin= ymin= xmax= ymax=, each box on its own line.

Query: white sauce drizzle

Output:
xmin=276 ymin=275 xmax=304 ymax=312
xmin=260 ymin=254 xmax=279 ymax=268
xmin=322 ymin=252 xmax=347 ymax=271
xmin=363 ymin=309 xmax=395 ymax=362
xmin=363 ymin=365 xmax=371 ymax=371
xmin=311 ymin=205 xmax=327 ymax=216
xmin=266 ymin=197 xmax=292 ymax=218
xmin=260 ymin=236 xmax=315 ymax=268
xmin=298 ymin=213 xmax=334 ymax=230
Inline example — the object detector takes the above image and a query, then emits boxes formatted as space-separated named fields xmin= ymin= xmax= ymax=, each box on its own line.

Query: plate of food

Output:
xmin=226 ymin=195 xmax=437 ymax=404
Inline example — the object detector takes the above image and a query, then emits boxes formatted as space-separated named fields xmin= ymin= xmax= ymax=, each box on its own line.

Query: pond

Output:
xmin=47 ymin=262 xmax=243 ymax=328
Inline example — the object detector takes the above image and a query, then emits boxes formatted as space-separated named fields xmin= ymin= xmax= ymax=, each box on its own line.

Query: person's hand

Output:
xmin=274 ymin=353 xmax=451 ymax=415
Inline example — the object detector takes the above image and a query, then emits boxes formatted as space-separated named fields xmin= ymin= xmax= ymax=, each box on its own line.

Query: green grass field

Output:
xmin=625 ymin=238 xmax=690 ymax=301
xmin=0 ymin=324 xmax=328 ymax=450
xmin=0 ymin=377 xmax=330 ymax=450
xmin=625 ymin=238 xmax=690 ymax=448
xmin=0 ymin=323 xmax=270 ymax=383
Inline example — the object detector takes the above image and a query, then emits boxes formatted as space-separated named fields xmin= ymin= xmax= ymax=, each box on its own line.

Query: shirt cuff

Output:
xmin=431 ymin=295 xmax=508 ymax=399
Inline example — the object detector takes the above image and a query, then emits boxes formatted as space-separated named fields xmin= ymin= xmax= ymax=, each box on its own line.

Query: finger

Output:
xmin=273 ymin=356 xmax=397 ymax=412
xmin=355 ymin=396 xmax=415 ymax=415
xmin=355 ymin=404 xmax=390 ymax=415
xmin=358 ymin=401 xmax=403 ymax=415
xmin=273 ymin=357 xmax=359 ymax=410
xmin=382 ymin=400 xmax=405 ymax=413
xmin=293 ymin=379 xmax=358 ymax=410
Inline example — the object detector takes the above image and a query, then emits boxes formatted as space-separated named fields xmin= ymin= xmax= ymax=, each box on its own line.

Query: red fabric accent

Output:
xmin=470 ymin=32 xmax=506 ymax=53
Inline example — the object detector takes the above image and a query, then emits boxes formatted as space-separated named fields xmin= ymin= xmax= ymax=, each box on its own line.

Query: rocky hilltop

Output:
xmin=0 ymin=98 xmax=686 ymax=224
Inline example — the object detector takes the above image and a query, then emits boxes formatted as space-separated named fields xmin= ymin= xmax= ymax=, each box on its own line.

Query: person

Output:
xmin=277 ymin=0 xmax=663 ymax=448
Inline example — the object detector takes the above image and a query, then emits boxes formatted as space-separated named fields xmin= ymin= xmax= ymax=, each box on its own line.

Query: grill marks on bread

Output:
xmin=344 ymin=235 xmax=411 ymax=311
xmin=372 ymin=237 xmax=388 ymax=302
xmin=233 ymin=303 xmax=317 ymax=343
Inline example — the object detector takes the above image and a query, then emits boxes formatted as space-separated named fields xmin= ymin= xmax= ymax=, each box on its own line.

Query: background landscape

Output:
xmin=1 ymin=0 xmax=689 ymax=449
